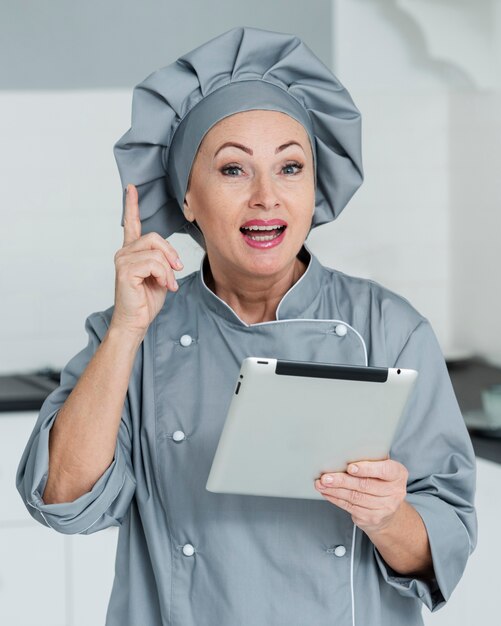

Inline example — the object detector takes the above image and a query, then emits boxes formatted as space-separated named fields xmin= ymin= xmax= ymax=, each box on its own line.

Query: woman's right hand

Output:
xmin=110 ymin=183 xmax=183 ymax=337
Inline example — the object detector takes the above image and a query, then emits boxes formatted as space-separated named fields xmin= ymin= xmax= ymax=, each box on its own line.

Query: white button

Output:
xmin=182 ymin=543 xmax=195 ymax=557
xmin=180 ymin=334 xmax=193 ymax=347
xmin=172 ymin=430 xmax=186 ymax=442
xmin=335 ymin=324 xmax=347 ymax=337
xmin=334 ymin=545 xmax=347 ymax=557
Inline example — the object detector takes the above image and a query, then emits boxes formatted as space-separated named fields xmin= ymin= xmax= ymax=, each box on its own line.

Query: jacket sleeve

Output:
xmin=373 ymin=319 xmax=477 ymax=612
xmin=16 ymin=310 xmax=137 ymax=535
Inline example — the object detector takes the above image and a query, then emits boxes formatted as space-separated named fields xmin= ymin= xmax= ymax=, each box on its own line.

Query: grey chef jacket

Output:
xmin=17 ymin=244 xmax=477 ymax=626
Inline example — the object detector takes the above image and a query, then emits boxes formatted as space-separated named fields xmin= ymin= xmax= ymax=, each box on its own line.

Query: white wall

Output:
xmin=326 ymin=0 xmax=501 ymax=358
xmin=3 ymin=2 xmax=499 ymax=374
xmin=0 ymin=1 xmax=334 ymax=376
xmin=0 ymin=87 xmax=217 ymax=375
xmin=1 ymin=90 xmax=137 ymax=374
xmin=313 ymin=0 xmax=454 ymax=349
xmin=0 ymin=84 xmax=455 ymax=375
xmin=308 ymin=90 xmax=451 ymax=347
xmin=449 ymin=93 xmax=501 ymax=362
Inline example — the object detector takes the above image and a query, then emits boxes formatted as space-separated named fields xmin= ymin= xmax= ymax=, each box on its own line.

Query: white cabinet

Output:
xmin=2 ymin=413 xmax=499 ymax=625
xmin=0 ymin=412 xmax=117 ymax=626
xmin=422 ymin=458 xmax=501 ymax=626
xmin=0 ymin=413 xmax=40 ymax=524
xmin=70 ymin=530 xmax=118 ymax=626
xmin=0 ymin=526 xmax=68 ymax=626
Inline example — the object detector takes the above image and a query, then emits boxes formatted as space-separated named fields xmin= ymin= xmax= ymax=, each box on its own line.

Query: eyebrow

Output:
xmin=214 ymin=140 xmax=305 ymax=158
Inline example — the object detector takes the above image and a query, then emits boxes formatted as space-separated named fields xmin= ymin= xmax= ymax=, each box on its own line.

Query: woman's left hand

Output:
xmin=314 ymin=459 xmax=409 ymax=535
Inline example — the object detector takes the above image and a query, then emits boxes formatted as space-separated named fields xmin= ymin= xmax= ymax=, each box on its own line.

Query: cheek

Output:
xmin=193 ymin=190 xmax=238 ymax=234
xmin=295 ymin=188 xmax=316 ymax=222
xmin=294 ymin=176 xmax=315 ymax=203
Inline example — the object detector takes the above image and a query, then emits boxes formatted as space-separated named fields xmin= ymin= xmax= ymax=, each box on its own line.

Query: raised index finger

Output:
xmin=122 ymin=184 xmax=142 ymax=246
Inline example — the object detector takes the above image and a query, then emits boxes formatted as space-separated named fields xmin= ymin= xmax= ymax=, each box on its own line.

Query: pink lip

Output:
xmin=240 ymin=222 xmax=287 ymax=250
xmin=240 ymin=219 xmax=288 ymax=228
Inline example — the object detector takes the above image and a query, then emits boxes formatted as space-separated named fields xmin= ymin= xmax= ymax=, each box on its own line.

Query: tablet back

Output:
xmin=206 ymin=358 xmax=418 ymax=500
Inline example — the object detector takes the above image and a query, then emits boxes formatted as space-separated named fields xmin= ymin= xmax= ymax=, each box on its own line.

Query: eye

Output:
xmin=221 ymin=164 xmax=244 ymax=176
xmin=282 ymin=161 xmax=304 ymax=175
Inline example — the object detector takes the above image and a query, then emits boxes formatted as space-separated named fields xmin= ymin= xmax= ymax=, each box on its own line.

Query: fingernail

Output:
xmin=322 ymin=475 xmax=333 ymax=485
xmin=348 ymin=464 xmax=359 ymax=474
xmin=175 ymin=257 xmax=183 ymax=268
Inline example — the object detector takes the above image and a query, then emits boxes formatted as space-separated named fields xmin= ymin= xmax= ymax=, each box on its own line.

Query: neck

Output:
xmin=203 ymin=249 xmax=309 ymax=324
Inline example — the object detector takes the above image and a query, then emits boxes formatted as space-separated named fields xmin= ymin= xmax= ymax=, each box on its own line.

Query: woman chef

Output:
xmin=17 ymin=26 xmax=477 ymax=626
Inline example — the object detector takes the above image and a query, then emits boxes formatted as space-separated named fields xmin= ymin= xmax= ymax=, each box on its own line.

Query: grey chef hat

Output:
xmin=113 ymin=26 xmax=364 ymax=248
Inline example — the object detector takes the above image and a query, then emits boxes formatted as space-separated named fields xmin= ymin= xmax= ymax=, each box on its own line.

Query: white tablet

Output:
xmin=206 ymin=357 xmax=418 ymax=500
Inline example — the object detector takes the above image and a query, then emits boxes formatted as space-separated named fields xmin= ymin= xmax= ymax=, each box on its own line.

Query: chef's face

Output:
xmin=183 ymin=109 xmax=315 ymax=279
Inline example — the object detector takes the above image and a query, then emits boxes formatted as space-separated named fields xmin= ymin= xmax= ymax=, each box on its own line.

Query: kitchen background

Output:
xmin=1 ymin=1 xmax=500 ymax=624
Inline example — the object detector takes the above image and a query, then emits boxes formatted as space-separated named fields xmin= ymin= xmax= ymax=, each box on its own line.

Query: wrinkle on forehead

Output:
xmin=198 ymin=111 xmax=313 ymax=164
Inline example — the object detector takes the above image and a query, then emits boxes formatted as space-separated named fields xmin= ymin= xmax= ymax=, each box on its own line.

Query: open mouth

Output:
xmin=239 ymin=224 xmax=287 ymax=242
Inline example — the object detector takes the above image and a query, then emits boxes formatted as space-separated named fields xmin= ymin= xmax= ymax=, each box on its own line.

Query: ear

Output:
xmin=183 ymin=193 xmax=195 ymax=223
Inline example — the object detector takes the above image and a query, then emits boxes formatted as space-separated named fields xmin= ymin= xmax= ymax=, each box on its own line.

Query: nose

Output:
xmin=249 ymin=171 xmax=280 ymax=211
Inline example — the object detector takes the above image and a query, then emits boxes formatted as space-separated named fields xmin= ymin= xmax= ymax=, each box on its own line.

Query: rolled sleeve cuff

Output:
xmin=19 ymin=409 xmax=136 ymax=535
xmin=374 ymin=492 xmax=472 ymax=612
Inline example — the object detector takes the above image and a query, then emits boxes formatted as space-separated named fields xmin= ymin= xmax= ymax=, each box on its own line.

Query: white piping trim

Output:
xmin=27 ymin=460 xmax=128 ymax=536
xmin=198 ymin=243 xmax=314 ymax=328
xmin=263 ymin=318 xmax=367 ymax=363
xmin=349 ymin=336 xmax=367 ymax=626
xmin=350 ymin=523 xmax=357 ymax=626
xmin=77 ymin=469 xmax=129 ymax=535
xmin=199 ymin=247 xmax=368 ymax=626
xmin=201 ymin=272 xmax=367 ymax=360
xmin=28 ymin=500 xmax=55 ymax=530
xmin=275 ymin=247 xmax=314 ymax=320
xmin=198 ymin=258 xmax=368 ymax=364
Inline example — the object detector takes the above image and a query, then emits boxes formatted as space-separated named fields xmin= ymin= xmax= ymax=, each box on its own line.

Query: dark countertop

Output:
xmin=447 ymin=358 xmax=501 ymax=464
xmin=2 ymin=360 xmax=501 ymax=463
xmin=0 ymin=368 xmax=60 ymax=412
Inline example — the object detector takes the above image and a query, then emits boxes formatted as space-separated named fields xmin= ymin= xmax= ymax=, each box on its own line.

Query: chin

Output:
xmin=241 ymin=246 xmax=298 ymax=275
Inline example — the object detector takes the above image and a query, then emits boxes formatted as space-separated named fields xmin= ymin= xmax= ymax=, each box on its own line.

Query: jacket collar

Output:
xmin=196 ymin=241 xmax=324 ymax=326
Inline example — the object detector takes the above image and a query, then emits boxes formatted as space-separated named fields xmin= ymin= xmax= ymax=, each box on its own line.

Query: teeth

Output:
xmin=240 ymin=224 xmax=286 ymax=242
xmin=247 ymin=233 xmax=281 ymax=241
xmin=241 ymin=225 xmax=284 ymax=231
